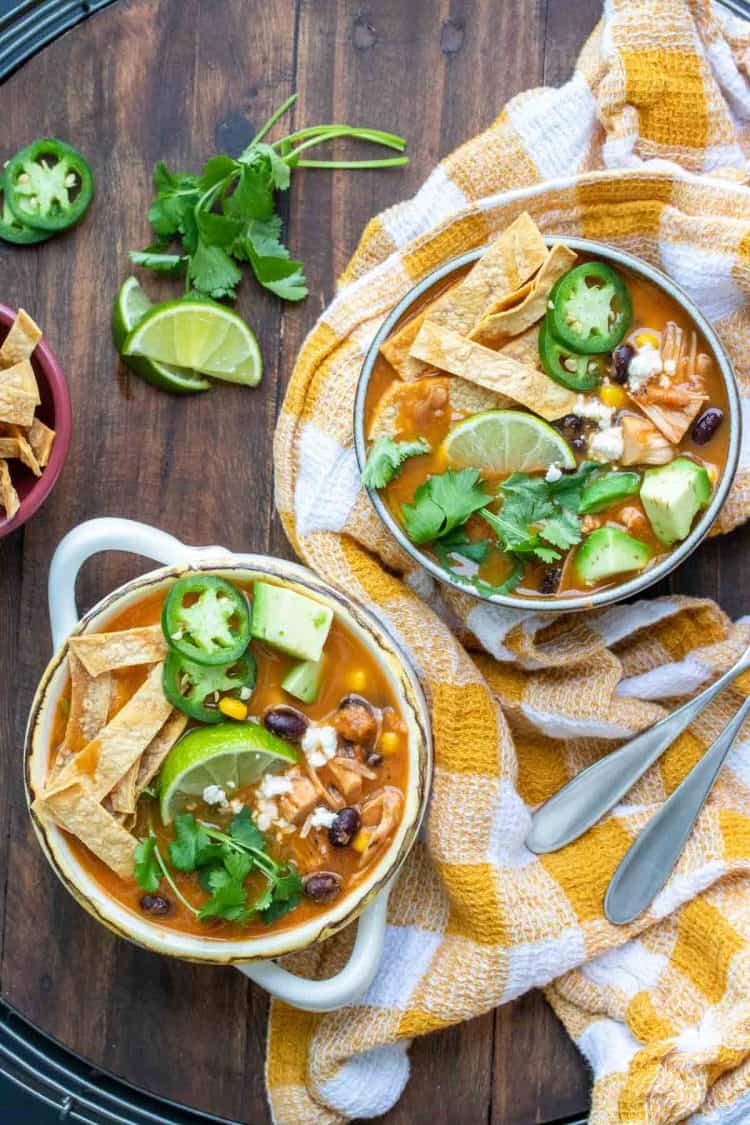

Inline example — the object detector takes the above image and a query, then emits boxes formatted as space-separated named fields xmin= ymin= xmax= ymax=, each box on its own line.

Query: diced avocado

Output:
xmin=250 ymin=582 xmax=333 ymax=662
xmin=574 ymin=526 xmax=652 ymax=585
xmin=579 ymin=471 xmax=641 ymax=515
xmin=640 ymin=457 xmax=712 ymax=547
xmin=282 ymin=658 xmax=325 ymax=704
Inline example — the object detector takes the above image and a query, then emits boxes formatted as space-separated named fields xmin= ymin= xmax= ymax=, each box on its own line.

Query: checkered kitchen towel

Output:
xmin=268 ymin=2 xmax=750 ymax=1122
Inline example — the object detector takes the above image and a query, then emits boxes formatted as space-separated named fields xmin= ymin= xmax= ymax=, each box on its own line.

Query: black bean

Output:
xmin=691 ymin=408 xmax=723 ymax=446
xmin=557 ymin=413 xmax=584 ymax=439
xmin=611 ymin=344 xmax=634 ymax=384
xmin=329 ymin=806 xmax=361 ymax=847
xmin=366 ymin=752 xmax=383 ymax=769
xmin=539 ymin=567 xmax=562 ymax=596
xmin=303 ymin=871 xmax=343 ymax=904
xmin=139 ymin=894 xmax=171 ymax=917
xmin=263 ymin=705 xmax=309 ymax=744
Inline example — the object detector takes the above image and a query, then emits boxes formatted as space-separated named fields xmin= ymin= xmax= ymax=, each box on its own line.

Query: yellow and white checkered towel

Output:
xmin=268 ymin=2 xmax=750 ymax=1121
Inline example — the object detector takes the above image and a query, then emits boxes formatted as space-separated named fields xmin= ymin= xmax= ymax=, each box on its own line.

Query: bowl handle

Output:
xmin=48 ymin=517 xmax=210 ymax=649
xmin=236 ymin=886 xmax=390 ymax=1011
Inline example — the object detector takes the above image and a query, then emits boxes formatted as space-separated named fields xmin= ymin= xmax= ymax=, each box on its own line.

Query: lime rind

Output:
xmin=113 ymin=278 xmax=210 ymax=394
xmin=442 ymin=409 xmax=575 ymax=474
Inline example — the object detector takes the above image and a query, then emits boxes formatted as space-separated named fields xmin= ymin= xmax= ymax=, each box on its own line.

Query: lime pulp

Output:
xmin=113 ymin=277 xmax=211 ymax=395
xmin=441 ymin=409 xmax=576 ymax=474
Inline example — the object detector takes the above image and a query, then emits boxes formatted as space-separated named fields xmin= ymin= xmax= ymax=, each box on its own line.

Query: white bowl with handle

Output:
xmin=25 ymin=517 xmax=432 ymax=1012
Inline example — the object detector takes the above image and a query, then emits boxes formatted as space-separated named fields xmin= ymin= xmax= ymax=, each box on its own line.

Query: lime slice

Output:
xmin=113 ymin=277 xmax=211 ymax=395
xmin=159 ymin=722 xmax=297 ymax=824
xmin=442 ymin=410 xmax=576 ymax=474
xmin=123 ymin=298 xmax=263 ymax=387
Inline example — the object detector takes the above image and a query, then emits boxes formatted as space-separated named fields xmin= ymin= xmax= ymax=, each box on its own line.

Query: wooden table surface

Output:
xmin=6 ymin=1 xmax=746 ymax=1121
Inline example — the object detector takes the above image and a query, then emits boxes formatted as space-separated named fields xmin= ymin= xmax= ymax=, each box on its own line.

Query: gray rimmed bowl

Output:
xmin=354 ymin=236 xmax=741 ymax=613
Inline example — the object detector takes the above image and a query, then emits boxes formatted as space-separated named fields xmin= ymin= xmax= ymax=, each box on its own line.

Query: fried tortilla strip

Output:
xmin=69 ymin=624 xmax=167 ymax=678
xmin=470 ymin=244 xmax=577 ymax=347
xmin=380 ymin=309 xmax=435 ymax=377
xmin=0 ymin=382 xmax=36 ymax=427
xmin=0 ymin=460 xmax=19 ymax=518
xmin=0 ymin=424 xmax=41 ymax=475
xmin=368 ymin=376 xmax=511 ymax=442
xmin=0 ymin=309 xmax=42 ymax=368
xmin=45 ymin=663 xmax=172 ymax=800
xmin=33 ymin=784 xmax=135 ymax=881
xmin=48 ymin=652 xmax=112 ymax=782
xmin=383 ymin=213 xmax=547 ymax=380
xmin=500 ymin=324 xmax=544 ymax=367
xmin=629 ymin=387 xmax=706 ymax=444
xmin=110 ymin=711 xmax=188 ymax=814
xmin=410 ymin=321 xmax=577 ymax=420
xmin=27 ymin=417 xmax=55 ymax=467
xmin=0 ymin=360 xmax=39 ymax=403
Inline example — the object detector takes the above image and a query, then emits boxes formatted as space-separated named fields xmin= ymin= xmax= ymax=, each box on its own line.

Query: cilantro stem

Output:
xmin=294 ymin=157 xmax=409 ymax=169
xmin=151 ymin=836 xmax=200 ymax=917
xmin=199 ymin=824 xmax=278 ymax=879
xmin=277 ymin=125 xmax=407 ymax=156
xmin=249 ymin=92 xmax=298 ymax=146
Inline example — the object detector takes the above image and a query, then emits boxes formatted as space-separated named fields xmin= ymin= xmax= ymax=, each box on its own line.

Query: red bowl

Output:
xmin=0 ymin=304 xmax=72 ymax=538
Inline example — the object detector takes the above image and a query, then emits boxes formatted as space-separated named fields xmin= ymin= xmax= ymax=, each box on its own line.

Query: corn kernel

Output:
xmin=346 ymin=668 xmax=367 ymax=693
xmin=599 ymin=384 xmax=629 ymax=409
xmin=218 ymin=697 xmax=248 ymax=721
xmin=380 ymin=731 xmax=400 ymax=756
xmin=707 ymin=464 xmax=719 ymax=485
xmin=351 ymin=829 xmax=370 ymax=853
xmin=635 ymin=331 xmax=659 ymax=350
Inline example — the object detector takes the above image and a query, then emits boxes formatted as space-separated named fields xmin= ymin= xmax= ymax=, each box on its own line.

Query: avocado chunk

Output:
xmin=574 ymin=526 xmax=652 ymax=585
xmin=640 ymin=457 xmax=712 ymax=547
xmin=282 ymin=658 xmax=325 ymax=704
xmin=579 ymin=471 xmax=641 ymax=515
xmin=250 ymin=582 xmax=333 ymax=662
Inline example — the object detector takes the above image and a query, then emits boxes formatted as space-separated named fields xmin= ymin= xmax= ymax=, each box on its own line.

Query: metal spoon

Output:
xmin=605 ymin=693 xmax=750 ymax=924
xmin=526 ymin=642 xmax=750 ymax=854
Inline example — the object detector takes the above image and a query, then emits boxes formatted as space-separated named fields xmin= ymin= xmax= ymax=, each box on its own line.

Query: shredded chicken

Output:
xmin=357 ymin=787 xmax=404 ymax=868
xmin=631 ymin=388 xmax=706 ymax=444
xmin=581 ymin=514 xmax=604 ymax=534
xmin=618 ymin=505 xmax=650 ymax=535
xmin=619 ymin=414 xmax=675 ymax=466
xmin=325 ymin=757 xmax=364 ymax=803
xmin=334 ymin=698 xmax=380 ymax=744
xmin=631 ymin=322 xmax=708 ymax=441
xmin=278 ymin=768 xmax=320 ymax=825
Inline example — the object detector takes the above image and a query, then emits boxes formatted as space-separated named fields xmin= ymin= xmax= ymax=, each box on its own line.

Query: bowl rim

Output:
xmin=24 ymin=555 xmax=433 ymax=965
xmin=0 ymin=303 xmax=72 ymax=539
xmin=354 ymin=236 xmax=742 ymax=613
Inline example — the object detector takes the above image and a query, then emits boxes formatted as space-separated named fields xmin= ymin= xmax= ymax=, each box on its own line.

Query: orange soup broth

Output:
xmin=366 ymin=262 xmax=730 ymax=598
xmin=53 ymin=582 xmax=410 ymax=941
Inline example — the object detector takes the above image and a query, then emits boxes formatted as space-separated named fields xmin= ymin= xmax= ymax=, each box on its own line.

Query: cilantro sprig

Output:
xmin=134 ymin=807 xmax=302 ymax=926
xmin=131 ymin=94 xmax=408 ymax=303
xmin=361 ymin=436 xmax=430 ymax=489
xmin=402 ymin=468 xmax=490 ymax=544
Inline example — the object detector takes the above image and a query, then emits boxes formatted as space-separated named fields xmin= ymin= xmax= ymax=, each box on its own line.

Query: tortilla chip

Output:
xmin=0 ymin=424 xmax=41 ymax=475
xmin=410 ymin=321 xmax=577 ymax=421
xmin=0 ymin=310 xmax=42 ymax=368
xmin=45 ymin=663 xmax=173 ymax=800
xmin=500 ymin=325 xmax=544 ymax=368
xmin=0 ymin=382 xmax=36 ymax=427
xmin=0 ymin=460 xmax=19 ymax=519
xmin=447 ymin=377 xmax=513 ymax=416
xmin=48 ymin=653 xmax=112 ymax=783
xmin=27 ymin=417 xmax=55 ymax=467
xmin=470 ymin=244 xmax=577 ymax=347
xmin=0 ymin=360 xmax=39 ymax=403
xmin=69 ymin=624 xmax=167 ymax=678
xmin=33 ymin=783 xmax=135 ymax=881
xmin=384 ymin=212 xmax=547 ymax=380
xmin=380 ymin=310 xmax=432 ymax=376
xmin=368 ymin=376 xmax=511 ymax=443
xmin=110 ymin=711 xmax=188 ymax=815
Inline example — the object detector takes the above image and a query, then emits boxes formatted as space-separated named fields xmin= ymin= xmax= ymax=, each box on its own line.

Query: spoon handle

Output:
xmin=604 ymin=694 xmax=750 ymax=925
xmin=526 ymin=645 xmax=750 ymax=854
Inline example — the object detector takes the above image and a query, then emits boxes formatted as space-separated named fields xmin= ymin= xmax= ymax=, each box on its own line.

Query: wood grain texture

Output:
xmin=0 ymin=1 xmax=609 ymax=1121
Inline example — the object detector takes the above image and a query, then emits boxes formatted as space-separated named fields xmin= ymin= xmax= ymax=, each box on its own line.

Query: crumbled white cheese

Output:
xmin=627 ymin=345 xmax=662 ymax=390
xmin=545 ymin=462 xmax=563 ymax=483
xmin=255 ymin=797 xmax=278 ymax=832
xmin=259 ymin=773 xmax=293 ymax=799
xmin=574 ymin=395 xmax=614 ymax=429
xmin=229 ymin=798 xmax=245 ymax=816
xmin=588 ymin=425 xmax=624 ymax=463
xmin=202 ymin=784 xmax=228 ymax=807
xmin=301 ymin=724 xmax=338 ymax=769
xmin=309 ymin=806 xmax=337 ymax=830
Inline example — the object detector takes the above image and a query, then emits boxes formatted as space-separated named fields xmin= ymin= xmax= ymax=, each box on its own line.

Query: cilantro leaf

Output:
xmin=228 ymin=806 xmax=265 ymax=851
xmin=223 ymin=163 xmax=275 ymax=222
xmin=198 ymin=878 xmax=252 ymax=924
xmin=361 ymin=436 xmax=430 ymax=489
xmin=548 ymin=461 xmax=599 ymax=511
xmin=134 ymin=836 xmax=161 ymax=892
xmin=242 ymin=246 xmax=308 ymax=301
xmin=188 ymin=240 xmax=243 ymax=300
xmin=402 ymin=468 xmax=490 ymax=544
xmin=258 ymin=866 xmax=303 ymax=924
xmin=168 ymin=814 xmax=223 ymax=872
xmin=147 ymin=161 xmax=200 ymax=240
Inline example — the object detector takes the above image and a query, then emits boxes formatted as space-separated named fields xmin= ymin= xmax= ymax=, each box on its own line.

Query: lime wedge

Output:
xmin=159 ymin=722 xmax=297 ymax=824
xmin=442 ymin=410 xmax=576 ymax=474
xmin=123 ymin=298 xmax=263 ymax=386
xmin=113 ymin=277 xmax=211 ymax=395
